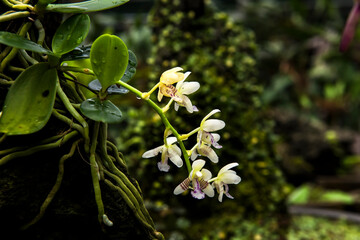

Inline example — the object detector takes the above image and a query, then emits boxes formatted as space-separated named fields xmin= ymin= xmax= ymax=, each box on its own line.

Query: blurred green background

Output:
xmin=88 ymin=0 xmax=360 ymax=239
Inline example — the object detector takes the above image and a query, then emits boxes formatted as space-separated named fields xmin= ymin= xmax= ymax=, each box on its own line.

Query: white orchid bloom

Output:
xmin=212 ymin=163 xmax=241 ymax=202
xmin=191 ymin=109 xmax=225 ymax=162
xmin=157 ymin=67 xmax=191 ymax=102
xmin=173 ymin=76 xmax=200 ymax=113
xmin=142 ymin=137 xmax=183 ymax=172
xmin=173 ymin=160 xmax=214 ymax=199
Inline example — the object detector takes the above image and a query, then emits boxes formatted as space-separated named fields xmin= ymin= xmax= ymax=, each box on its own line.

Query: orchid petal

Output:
xmin=160 ymin=149 xmax=169 ymax=163
xmin=157 ymin=89 xmax=163 ymax=102
xmin=220 ymin=172 xmax=241 ymax=184
xmin=217 ymin=186 xmax=224 ymax=202
xmin=191 ymin=180 xmax=205 ymax=199
xmin=174 ymin=178 xmax=190 ymax=195
xmin=174 ymin=185 xmax=185 ymax=195
xmin=212 ymin=133 xmax=221 ymax=142
xmin=192 ymin=159 xmax=206 ymax=171
xmin=183 ymin=71 xmax=191 ymax=81
xmin=172 ymin=144 xmax=182 ymax=157
xmin=175 ymin=80 xmax=184 ymax=89
xmin=180 ymin=81 xmax=200 ymax=95
xmin=181 ymin=95 xmax=194 ymax=113
xmin=202 ymin=119 xmax=225 ymax=132
xmin=160 ymin=83 xmax=177 ymax=98
xmin=167 ymin=136 xmax=178 ymax=145
xmin=201 ymin=168 xmax=212 ymax=181
xmin=191 ymin=148 xmax=199 ymax=160
xmin=201 ymin=109 xmax=221 ymax=126
xmin=142 ymin=146 xmax=163 ymax=158
xmin=224 ymin=184 xmax=234 ymax=199
xmin=218 ymin=163 xmax=239 ymax=175
xmin=225 ymin=192 xmax=234 ymax=199
xmin=174 ymin=102 xmax=179 ymax=111
xmin=201 ymin=132 xmax=222 ymax=148
xmin=198 ymin=145 xmax=219 ymax=163
xmin=160 ymin=67 xmax=184 ymax=84
xmin=203 ymin=184 xmax=215 ymax=197
xmin=168 ymin=149 xmax=183 ymax=168
xmin=164 ymin=67 xmax=183 ymax=73
xmin=157 ymin=161 xmax=170 ymax=172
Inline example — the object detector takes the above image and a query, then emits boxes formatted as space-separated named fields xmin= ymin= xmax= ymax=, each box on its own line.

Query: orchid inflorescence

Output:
xmin=141 ymin=67 xmax=241 ymax=202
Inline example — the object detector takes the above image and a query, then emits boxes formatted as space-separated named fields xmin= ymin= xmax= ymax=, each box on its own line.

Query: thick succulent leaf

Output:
xmin=45 ymin=0 xmax=129 ymax=13
xmin=37 ymin=0 xmax=56 ymax=5
xmin=88 ymin=79 xmax=129 ymax=94
xmin=80 ymin=98 xmax=122 ymax=123
xmin=62 ymin=59 xmax=96 ymax=99
xmin=61 ymin=45 xmax=91 ymax=61
xmin=0 ymin=31 xmax=54 ymax=55
xmin=0 ymin=63 xmax=57 ymax=135
xmin=107 ymin=84 xmax=129 ymax=94
xmin=52 ymin=14 xmax=90 ymax=55
xmin=120 ymin=50 xmax=137 ymax=82
xmin=90 ymin=34 xmax=129 ymax=91
xmin=88 ymin=79 xmax=102 ymax=91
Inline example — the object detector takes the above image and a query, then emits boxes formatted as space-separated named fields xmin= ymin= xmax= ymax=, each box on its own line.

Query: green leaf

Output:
xmin=88 ymin=79 xmax=129 ymax=94
xmin=0 ymin=63 xmax=57 ymax=135
xmin=120 ymin=50 xmax=137 ymax=82
xmin=320 ymin=191 xmax=354 ymax=204
xmin=61 ymin=45 xmax=91 ymax=61
xmin=45 ymin=0 xmax=129 ymax=13
xmin=90 ymin=34 xmax=129 ymax=91
xmin=37 ymin=0 xmax=56 ymax=5
xmin=80 ymin=98 xmax=122 ymax=123
xmin=287 ymin=184 xmax=310 ymax=204
xmin=0 ymin=31 xmax=54 ymax=55
xmin=52 ymin=14 xmax=90 ymax=55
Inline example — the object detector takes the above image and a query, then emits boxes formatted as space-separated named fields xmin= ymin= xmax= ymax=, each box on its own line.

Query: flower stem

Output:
xmin=116 ymin=80 xmax=192 ymax=173
xmin=180 ymin=127 xmax=200 ymax=140
xmin=162 ymin=98 xmax=174 ymax=113
xmin=188 ymin=142 xmax=199 ymax=159
xmin=141 ymin=82 xmax=160 ymax=100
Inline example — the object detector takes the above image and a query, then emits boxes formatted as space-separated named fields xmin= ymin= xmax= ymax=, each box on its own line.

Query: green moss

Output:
xmin=288 ymin=216 xmax=360 ymax=240
xmin=189 ymin=215 xmax=360 ymax=240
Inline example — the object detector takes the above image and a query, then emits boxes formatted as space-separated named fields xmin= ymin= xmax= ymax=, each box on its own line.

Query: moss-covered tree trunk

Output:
xmin=0 ymin=124 xmax=148 ymax=239
xmin=0 ymin=1 xmax=160 ymax=239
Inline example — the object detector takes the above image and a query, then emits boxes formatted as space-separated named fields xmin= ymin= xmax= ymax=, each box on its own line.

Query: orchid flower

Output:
xmin=142 ymin=137 xmax=183 ymax=172
xmin=157 ymin=67 xmax=191 ymax=102
xmin=173 ymin=160 xmax=214 ymax=199
xmin=211 ymin=163 xmax=241 ymax=202
xmin=340 ymin=0 xmax=360 ymax=52
xmin=191 ymin=109 xmax=225 ymax=163
xmin=173 ymin=79 xmax=200 ymax=113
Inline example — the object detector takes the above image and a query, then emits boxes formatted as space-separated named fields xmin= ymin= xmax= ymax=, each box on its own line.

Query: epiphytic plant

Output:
xmin=0 ymin=0 xmax=240 ymax=238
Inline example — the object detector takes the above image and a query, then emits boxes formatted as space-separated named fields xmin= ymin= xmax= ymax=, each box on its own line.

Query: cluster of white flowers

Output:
xmin=142 ymin=67 xmax=241 ymax=202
